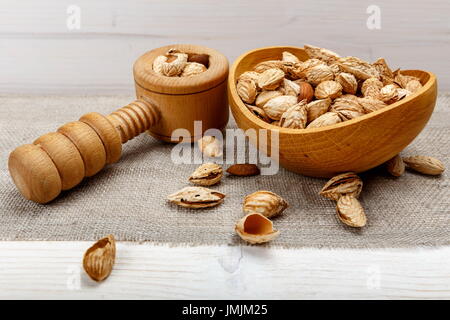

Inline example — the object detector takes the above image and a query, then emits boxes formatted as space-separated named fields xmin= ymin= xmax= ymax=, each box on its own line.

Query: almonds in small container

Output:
xmin=153 ymin=48 xmax=208 ymax=77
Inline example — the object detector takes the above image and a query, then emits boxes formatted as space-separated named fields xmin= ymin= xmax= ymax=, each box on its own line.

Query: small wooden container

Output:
xmin=133 ymin=44 xmax=229 ymax=142
xmin=228 ymin=46 xmax=438 ymax=178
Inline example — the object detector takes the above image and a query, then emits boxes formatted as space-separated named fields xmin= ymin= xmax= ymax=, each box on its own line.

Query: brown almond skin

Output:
xmin=226 ymin=164 xmax=260 ymax=176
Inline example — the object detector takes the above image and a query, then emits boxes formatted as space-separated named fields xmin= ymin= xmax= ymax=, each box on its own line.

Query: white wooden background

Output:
xmin=0 ymin=0 xmax=449 ymax=93
xmin=1 ymin=0 xmax=450 ymax=299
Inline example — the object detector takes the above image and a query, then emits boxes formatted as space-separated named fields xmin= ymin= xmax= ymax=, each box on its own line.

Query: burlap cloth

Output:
xmin=0 ymin=94 xmax=448 ymax=248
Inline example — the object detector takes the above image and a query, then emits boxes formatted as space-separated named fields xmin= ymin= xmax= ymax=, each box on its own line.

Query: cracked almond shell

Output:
xmin=320 ymin=172 xmax=363 ymax=201
xmin=235 ymin=213 xmax=280 ymax=244
xmin=189 ymin=163 xmax=223 ymax=186
xmin=168 ymin=186 xmax=225 ymax=209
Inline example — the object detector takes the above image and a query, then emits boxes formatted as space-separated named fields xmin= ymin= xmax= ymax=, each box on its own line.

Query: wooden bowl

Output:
xmin=133 ymin=44 xmax=229 ymax=142
xmin=228 ymin=46 xmax=438 ymax=178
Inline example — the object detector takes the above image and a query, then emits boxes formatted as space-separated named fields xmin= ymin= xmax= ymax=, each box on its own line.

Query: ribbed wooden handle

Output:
xmin=8 ymin=99 xmax=159 ymax=204
xmin=107 ymin=99 xmax=159 ymax=143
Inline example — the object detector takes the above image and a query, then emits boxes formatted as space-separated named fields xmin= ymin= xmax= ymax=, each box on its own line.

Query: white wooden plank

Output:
xmin=0 ymin=0 xmax=448 ymax=93
xmin=0 ymin=242 xmax=449 ymax=299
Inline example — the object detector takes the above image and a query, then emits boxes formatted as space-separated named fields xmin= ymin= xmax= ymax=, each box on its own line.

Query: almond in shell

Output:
xmin=385 ymin=154 xmax=405 ymax=177
xmin=181 ymin=62 xmax=207 ymax=77
xmin=237 ymin=78 xmax=257 ymax=104
xmin=306 ymin=64 xmax=335 ymax=86
xmin=402 ymin=156 xmax=445 ymax=175
xmin=243 ymin=190 xmax=288 ymax=218
xmin=314 ymin=80 xmax=343 ymax=100
xmin=279 ymin=101 xmax=308 ymax=129
xmin=306 ymin=111 xmax=342 ymax=129
xmin=257 ymin=68 xmax=285 ymax=90
xmin=255 ymin=90 xmax=283 ymax=108
xmin=262 ymin=95 xmax=298 ymax=120
xmin=336 ymin=72 xmax=358 ymax=95
xmin=306 ymin=98 xmax=331 ymax=123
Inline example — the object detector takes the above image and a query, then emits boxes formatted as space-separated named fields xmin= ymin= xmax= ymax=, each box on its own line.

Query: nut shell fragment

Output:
xmin=304 ymin=44 xmax=340 ymax=64
xmin=403 ymin=156 xmax=445 ymax=176
xmin=246 ymin=104 xmax=271 ymax=123
xmin=282 ymin=51 xmax=300 ymax=64
xmin=338 ymin=56 xmax=380 ymax=80
xmin=235 ymin=213 xmax=280 ymax=244
xmin=336 ymin=195 xmax=367 ymax=228
xmin=167 ymin=186 xmax=225 ymax=208
xmin=83 ymin=234 xmax=116 ymax=282
xmin=320 ymin=172 xmax=363 ymax=201
xmin=189 ymin=163 xmax=223 ymax=186
xmin=243 ymin=191 xmax=288 ymax=218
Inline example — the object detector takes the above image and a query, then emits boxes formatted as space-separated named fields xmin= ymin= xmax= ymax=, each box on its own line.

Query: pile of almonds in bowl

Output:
xmin=236 ymin=44 xmax=424 ymax=129
xmin=152 ymin=48 xmax=209 ymax=77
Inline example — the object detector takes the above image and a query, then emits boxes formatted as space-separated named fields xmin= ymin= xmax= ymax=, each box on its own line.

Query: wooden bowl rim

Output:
xmin=228 ymin=46 xmax=437 ymax=134
xmin=134 ymin=44 xmax=229 ymax=95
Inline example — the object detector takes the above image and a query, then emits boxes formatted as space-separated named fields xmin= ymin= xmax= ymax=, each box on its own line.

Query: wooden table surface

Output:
xmin=1 ymin=0 xmax=449 ymax=299
xmin=1 ymin=242 xmax=449 ymax=299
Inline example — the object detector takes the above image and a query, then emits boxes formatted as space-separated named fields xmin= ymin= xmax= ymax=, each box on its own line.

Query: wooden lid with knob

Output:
xmin=133 ymin=44 xmax=229 ymax=95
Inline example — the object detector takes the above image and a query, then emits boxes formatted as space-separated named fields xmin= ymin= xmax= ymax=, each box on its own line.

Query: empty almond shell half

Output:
xmin=167 ymin=186 xmax=225 ymax=209
xmin=83 ymin=234 xmax=116 ymax=282
xmin=336 ymin=195 xmax=367 ymax=228
xmin=235 ymin=213 xmax=280 ymax=244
